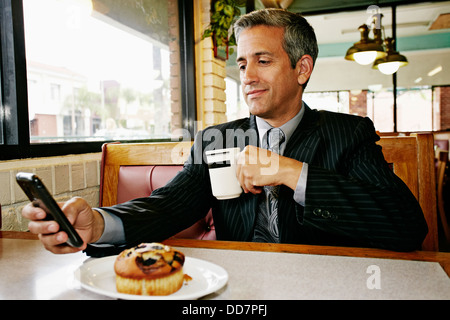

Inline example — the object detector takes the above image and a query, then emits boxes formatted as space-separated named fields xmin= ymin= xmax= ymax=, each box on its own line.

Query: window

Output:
xmin=225 ymin=77 xmax=248 ymax=121
xmin=0 ymin=0 xmax=196 ymax=160
xmin=397 ymin=87 xmax=433 ymax=132
xmin=24 ymin=0 xmax=178 ymax=143
xmin=303 ymin=91 xmax=349 ymax=114
xmin=303 ymin=3 xmax=450 ymax=133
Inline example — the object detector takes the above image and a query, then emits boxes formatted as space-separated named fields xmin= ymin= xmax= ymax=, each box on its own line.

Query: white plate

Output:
xmin=74 ymin=255 xmax=228 ymax=300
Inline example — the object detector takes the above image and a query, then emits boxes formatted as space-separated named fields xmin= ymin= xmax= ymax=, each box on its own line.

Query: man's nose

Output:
xmin=242 ymin=64 xmax=258 ymax=85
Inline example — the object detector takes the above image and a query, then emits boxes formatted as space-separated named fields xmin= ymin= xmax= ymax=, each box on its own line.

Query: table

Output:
xmin=1 ymin=231 xmax=449 ymax=300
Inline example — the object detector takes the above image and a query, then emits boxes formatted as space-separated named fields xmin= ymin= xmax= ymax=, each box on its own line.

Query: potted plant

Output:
xmin=202 ymin=0 xmax=246 ymax=60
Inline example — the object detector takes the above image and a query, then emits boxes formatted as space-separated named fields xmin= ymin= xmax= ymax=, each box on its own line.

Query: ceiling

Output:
xmin=302 ymin=2 xmax=450 ymax=45
xmin=227 ymin=1 xmax=450 ymax=89
xmin=256 ymin=0 xmax=450 ymax=45
xmin=259 ymin=0 xmax=441 ymax=14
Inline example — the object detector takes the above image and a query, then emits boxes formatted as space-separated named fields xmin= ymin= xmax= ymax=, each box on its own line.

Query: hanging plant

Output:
xmin=202 ymin=0 xmax=246 ymax=60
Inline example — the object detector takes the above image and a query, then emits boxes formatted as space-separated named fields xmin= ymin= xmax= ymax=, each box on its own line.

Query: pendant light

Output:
xmin=345 ymin=10 xmax=408 ymax=74
xmin=345 ymin=15 xmax=386 ymax=65
xmin=372 ymin=38 xmax=408 ymax=74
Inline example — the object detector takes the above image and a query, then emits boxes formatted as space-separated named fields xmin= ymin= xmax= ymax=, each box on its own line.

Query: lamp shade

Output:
xmin=372 ymin=38 xmax=408 ymax=74
xmin=353 ymin=51 xmax=380 ymax=65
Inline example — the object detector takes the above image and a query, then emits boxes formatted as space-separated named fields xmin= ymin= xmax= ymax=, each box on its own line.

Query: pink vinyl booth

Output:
xmin=99 ymin=142 xmax=216 ymax=241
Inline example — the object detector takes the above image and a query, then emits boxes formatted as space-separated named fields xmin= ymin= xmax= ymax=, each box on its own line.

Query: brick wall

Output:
xmin=349 ymin=90 xmax=368 ymax=116
xmin=436 ymin=86 xmax=450 ymax=130
xmin=196 ymin=0 xmax=228 ymax=129
xmin=0 ymin=153 xmax=101 ymax=231
xmin=168 ymin=0 xmax=183 ymax=132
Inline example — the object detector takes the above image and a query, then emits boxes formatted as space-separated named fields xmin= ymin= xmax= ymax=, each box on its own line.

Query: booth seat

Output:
xmin=99 ymin=142 xmax=216 ymax=241
xmin=100 ymin=133 xmax=439 ymax=251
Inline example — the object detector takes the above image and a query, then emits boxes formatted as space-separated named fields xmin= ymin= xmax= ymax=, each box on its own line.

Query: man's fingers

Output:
xmin=39 ymin=232 xmax=84 ymax=254
xmin=22 ymin=203 xmax=47 ymax=221
xmin=28 ymin=220 xmax=59 ymax=235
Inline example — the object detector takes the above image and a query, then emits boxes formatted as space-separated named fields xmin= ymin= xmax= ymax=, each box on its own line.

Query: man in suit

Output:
xmin=22 ymin=9 xmax=427 ymax=254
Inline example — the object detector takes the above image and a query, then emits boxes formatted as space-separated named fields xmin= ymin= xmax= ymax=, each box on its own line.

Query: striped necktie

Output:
xmin=252 ymin=127 xmax=285 ymax=243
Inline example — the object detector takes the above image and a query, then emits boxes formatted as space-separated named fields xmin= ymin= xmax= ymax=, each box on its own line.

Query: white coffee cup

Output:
xmin=205 ymin=147 xmax=242 ymax=200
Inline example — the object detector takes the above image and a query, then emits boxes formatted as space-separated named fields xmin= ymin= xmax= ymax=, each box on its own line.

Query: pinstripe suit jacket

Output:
xmin=103 ymin=105 xmax=428 ymax=252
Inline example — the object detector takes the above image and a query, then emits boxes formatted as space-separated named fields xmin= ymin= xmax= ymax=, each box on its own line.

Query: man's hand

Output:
xmin=236 ymin=145 xmax=303 ymax=194
xmin=22 ymin=197 xmax=104 ymax=254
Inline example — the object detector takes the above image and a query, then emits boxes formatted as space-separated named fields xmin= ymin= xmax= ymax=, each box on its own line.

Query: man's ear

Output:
xmin=296 ymin=55 xmax=314 ymax=86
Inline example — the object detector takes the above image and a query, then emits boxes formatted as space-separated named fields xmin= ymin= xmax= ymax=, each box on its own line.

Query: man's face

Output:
xmin=237 ymin=25 xmax=304 ymax=126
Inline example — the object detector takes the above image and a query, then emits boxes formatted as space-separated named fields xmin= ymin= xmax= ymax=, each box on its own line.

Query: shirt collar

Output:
xmin=255 ymin=101 xmax=305 ymax=147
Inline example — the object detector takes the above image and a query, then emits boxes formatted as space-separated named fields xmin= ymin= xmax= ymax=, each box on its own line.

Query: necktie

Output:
xmin=252 ymin=127 xmax=285 ymax=243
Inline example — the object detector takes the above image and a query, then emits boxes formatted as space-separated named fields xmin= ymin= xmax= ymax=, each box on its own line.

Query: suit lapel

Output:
xmin=249 ymin=114 xmax=259 ymax=146
xmin=284 ymin=104 xmax=321 ymax=164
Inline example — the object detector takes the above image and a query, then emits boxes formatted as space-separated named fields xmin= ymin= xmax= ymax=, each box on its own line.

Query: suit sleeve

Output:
xmin=97 ymin=135 xmax=213 ymax=247
xmin=303 ymin=117 xmax=428 ymax=251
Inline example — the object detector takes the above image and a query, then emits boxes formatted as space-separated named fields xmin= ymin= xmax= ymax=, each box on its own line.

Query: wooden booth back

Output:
xmin=99 ymin=133 xmax=438 ymax=251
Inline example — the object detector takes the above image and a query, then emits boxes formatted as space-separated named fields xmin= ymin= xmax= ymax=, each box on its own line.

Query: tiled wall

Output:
xmin=0 ymin=153 xmax=101 ymax=231
xmin=195 ymin=0 xmax=228 ymax=129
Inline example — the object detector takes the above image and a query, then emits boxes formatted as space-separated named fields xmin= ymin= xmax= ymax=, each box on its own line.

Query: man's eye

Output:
xmin=259 ymin=60 xmax=269 ymax=65
xmin=239 ymin=65 xmax=246 ymax=71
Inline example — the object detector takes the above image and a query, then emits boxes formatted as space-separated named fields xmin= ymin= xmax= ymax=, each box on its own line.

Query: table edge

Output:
xmin=163 ymin=238 xmax=450 ymax=277
xmin=2 ymin=231 xmax=448 ymax=277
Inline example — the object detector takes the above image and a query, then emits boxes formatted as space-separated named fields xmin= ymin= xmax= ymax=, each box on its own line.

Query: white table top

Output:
xmin=1 ymin=237 xmax=449 ymax=300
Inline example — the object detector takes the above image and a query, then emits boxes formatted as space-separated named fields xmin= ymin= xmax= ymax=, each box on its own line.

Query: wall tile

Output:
xmin=85 ymin=161 xmax=98 ymax=188
xmin=35 ymin=167 xmax=53 ymax=194
xmin=13 ymin=170 xmax=28 ymax=203
xmin=1 ymin=206 xmax=16 ymax=231
xmin=71 ymin=163 xmax=85 ymax=191
xmin=0 ymin=171 xmax=11 ymax=205
xmin=55 ymin=165 xmax=70 ymax=194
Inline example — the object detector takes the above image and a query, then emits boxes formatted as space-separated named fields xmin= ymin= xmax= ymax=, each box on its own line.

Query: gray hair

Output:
xmin=234 ymin=9 xmax=318 ymax=87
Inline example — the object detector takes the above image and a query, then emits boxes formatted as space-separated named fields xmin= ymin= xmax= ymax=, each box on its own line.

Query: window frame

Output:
xmin=0 ymin=0 xmax=196 ymax=160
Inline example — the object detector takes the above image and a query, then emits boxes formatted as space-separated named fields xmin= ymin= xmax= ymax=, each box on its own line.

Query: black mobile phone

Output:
xmin=16 ymin=172 xmax=84 ymax=248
